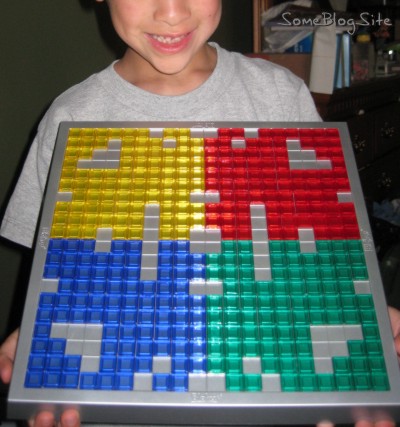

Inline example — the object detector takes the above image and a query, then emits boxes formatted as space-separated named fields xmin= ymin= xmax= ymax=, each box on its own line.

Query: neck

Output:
xmin=114 ymin=44 xmax=217 ymax=96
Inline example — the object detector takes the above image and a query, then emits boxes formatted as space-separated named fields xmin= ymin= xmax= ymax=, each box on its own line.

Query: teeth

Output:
xmin=151 ymin=34 xmax=185 ymax=44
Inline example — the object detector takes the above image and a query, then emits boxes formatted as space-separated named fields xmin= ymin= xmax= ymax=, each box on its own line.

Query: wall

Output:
xmin=0 ymin=0 xmax=252 ymax=340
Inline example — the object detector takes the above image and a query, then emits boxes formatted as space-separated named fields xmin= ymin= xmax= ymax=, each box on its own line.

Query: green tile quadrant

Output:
xmin=206 ymin=240 xmax=389 ymax=392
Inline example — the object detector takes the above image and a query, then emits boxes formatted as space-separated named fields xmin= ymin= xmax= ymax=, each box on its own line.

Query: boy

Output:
xmin=0 ymin=1 xmax=397 ymax=426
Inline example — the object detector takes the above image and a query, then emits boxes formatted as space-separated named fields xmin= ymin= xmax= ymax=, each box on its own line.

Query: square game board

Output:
xmin=8 ymin=122 xmax=400 ymax=425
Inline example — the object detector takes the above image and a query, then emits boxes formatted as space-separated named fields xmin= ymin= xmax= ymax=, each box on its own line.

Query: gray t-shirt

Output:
xmin=0 ymin=43 xmax=321 ymax=248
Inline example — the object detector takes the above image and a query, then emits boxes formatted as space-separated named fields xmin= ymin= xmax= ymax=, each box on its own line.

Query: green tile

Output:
xmin=279 ymin=342 xmax=296 ymax=357
xmin=348 ymin=341 xmax=366 ymax=356
xmin=239 ymin=253 xmax=254 ymax=267
xmin=281 ymin=374 xmax=299 ymax=391
xmin=244 ymin=374 xmax=262 ymax=391
xmin=357 ymin=295 xmax=374 ymax=309
xmin=371 ymin=373 xmax=390 ymax=391
xmin=224 ymin=280 xmax=239 ymax=294
xmin=353 ymin=373 xmax=371 ymax=390
xmin=335 ymin=374 xmax=354 ymax=391
xmin=297 ymin=357 xmax=315 ymax=373
xmin=225 ymin=341 xmax=242 ymax=357
xmin=317 ymin=374 xmax=336 ymax=391
xmin=242 ymin=325 xmax=259 ymax=340
xmin=296 ymin=341 xmax=312 ymax=356
xmin=208 ymin=325 xmax=223 ymax=340
xmin=369 ymin=356 xmax=386 ymax=372
xmin=299 ymin=374 xmax=318 ymax=391
xmin=277 ymin=326 xmax=294 ymax=341
xmin=226 ymin=357 xmax=242 ymax=373
xmin=262 ymin=357 xmax=280 ymax=373
xmin=226 ymin=374 xmax=244 ymax=391
xmin=259 ymin=326 xmax=277 ymax=341
xmin=243 ymin=341 xmax=260 ymax=357
xmin=333 ymin=357 xmax=351 ymax=373
xmin=350 ymin=356 xmax=369 ymax=372
xmin=294 ymin=326 xmax=311 ymax=341
xmin=208 ymin=357 xmax=225 ymax=373
xmin=208 ymin=341 xmax=224 ymax=357
xmin=326 ymin=309 xmax=344 ymax=324
xmin=224 ymin=325 xmax=242 ymax=340
xmin=261 ymin=341 xmax=278 ymax=356
xmin=343 ymin=309 xmax=361 ymax=324
xmin=289 ymin=280 xmax=306 ymax=294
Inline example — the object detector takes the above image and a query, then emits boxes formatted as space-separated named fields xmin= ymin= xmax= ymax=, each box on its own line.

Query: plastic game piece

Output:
xmin=8 ymin=122 xmax=400 ymax=425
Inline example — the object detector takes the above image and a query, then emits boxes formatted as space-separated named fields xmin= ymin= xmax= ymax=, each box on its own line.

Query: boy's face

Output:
xmin=99 ymin=0 xmax=222 ymax=77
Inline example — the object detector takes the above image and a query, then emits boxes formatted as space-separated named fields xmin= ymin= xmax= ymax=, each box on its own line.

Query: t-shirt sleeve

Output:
xmin=0 ymin=109 xmax=65 ymax=248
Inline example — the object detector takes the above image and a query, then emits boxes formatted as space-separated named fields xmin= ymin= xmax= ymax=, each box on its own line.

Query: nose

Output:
xmin=154 ymin=0 xmax=191 ymax=27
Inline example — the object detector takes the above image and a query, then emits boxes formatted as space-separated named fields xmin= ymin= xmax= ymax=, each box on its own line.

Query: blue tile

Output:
xmin=61 ymin=372 xmax=79 ymax=389
xmin=118 ymin=341 xmax=135 ymax=355
xmin=100 ymin=356 xmax=117 ymax=372
xmin=33 ymin=324 xmax=51 ymax=338
xmin=135 ymin=357 xmax=152 ymax=372
xmin=53 ymin=308 xmax=70 ymax=323
xmin=101 ymin=340 xmax=118 ymax=355
xmin=115 ymin=373 xmax=133 ymax=390
xmin=48 ymin=340 xmax=66 ymax=354
xmin=37 ymin=308 xmax=53 ymax=323
xmin=62 ymin=253 xmax=78 ymax=265
xmin=117 ymin=356 xmax=135 ymax=372
xmin=72 ymin=295 xmax=88 ymax=308
xmin=111 ymin=240 xmax=127 ymax=253
xmin=171 ymin=374 xmax=188 ymax=391
xmin=39 ymin=293 xmax=56 ymax=307
xmin=76 ymin=265 xmax=92 ymax=279
xmin=28 ymin=355 xmax=46 ymax=371
xmin=25 ymin=371 xmax=43 ymax=388
xmin=98 ymin=374 xmax=115 ymax=390
xmin=58 ymin=278 xmax=74 ymax=293
xmin=123 ymin=280 xmax=139 ymax=294
xmin=48 ymin=239 xmax=64 ymax=252
xmin=120 ymin=325 xmax=136 ymax=340
xmin=154 ymin=341 xmax=171 ymax=356
xmin=78 ymin=253 xmax=93 ymax=265
xmin=120 ymin=310 xmax=136 ymax=324
xmin=107 ymin=280 xmax=123 ymax=294
xmin=103 ymin=325 xmax=119 ymax=340
xmin=70 ymin=309 xmax=87 ymax=323
xmin=31 ymin=338 xmax=49 ymax=353
xmin=89 ymin=295 xmax=105 ymax=308
xmin=189 ymin=357 xmax=207 ymax=373
xmin=125 ymin=240 xmax=141 ymax=253
xmin=56 ymin=294 xmax=72 ymax=307
xmin=63 ymin=356 xmax=81 ymax=371
xmin=80 ymin=373 xmax=98 ymax=390
xmin=46 ymin=355 xmax=64 ymax=371
xmin=43 ymin=265 xmax=59 ymax=279
xmin=75 ymin=279 xmax=91 ymax=293
xmin=153 ymin=374 xmax=171 ymax=391
xmin=43 ymin=372 xmax=61 ymax=388
xmin=125 ymin=267 xmax=140 ymax=280
xmin=172 ymin=358 xmax=188 ymax=372
xmin=136 ymin=340 xmax=153 ymax=355
xmin=79 ymin=239 xmax=95 ymax=252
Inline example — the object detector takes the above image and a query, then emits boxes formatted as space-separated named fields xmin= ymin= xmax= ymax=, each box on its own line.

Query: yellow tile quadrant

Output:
xmin=51 ymin=128 xmax=205 ymax=240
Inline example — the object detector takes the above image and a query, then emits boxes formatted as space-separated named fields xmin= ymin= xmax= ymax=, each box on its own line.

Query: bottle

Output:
xmin=352 ymin=33 xmax=375 ymax=82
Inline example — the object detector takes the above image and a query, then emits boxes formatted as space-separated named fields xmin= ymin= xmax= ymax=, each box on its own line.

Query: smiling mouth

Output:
xmin=149 ymin=33 xmax=189 ymax=44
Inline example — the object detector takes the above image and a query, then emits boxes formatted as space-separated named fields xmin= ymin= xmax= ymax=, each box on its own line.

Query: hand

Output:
xmin=0 ymin=329 xmax=80 ymax=427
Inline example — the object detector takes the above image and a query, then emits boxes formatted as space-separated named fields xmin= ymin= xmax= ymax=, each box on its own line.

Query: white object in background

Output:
xmin=309 ymin=24 xmax=337 ymax=94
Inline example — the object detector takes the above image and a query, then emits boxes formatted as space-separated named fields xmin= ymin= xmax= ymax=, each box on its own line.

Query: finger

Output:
xmin=59 ymin=409 xmax=80 ymax=427
xmin=29 ymin=411 xmax=55 ymax=427
xmin=0 ymin=329 xmax=19 ymax=384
